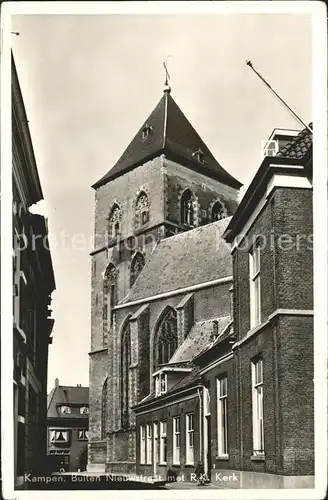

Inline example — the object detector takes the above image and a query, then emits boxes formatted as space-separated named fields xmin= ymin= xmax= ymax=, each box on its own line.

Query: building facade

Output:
xmin=47 ymin=379 xmax=89 ymax=473
xmin=88 ymin=86 xmax=241 ymax=473
xmin=12 ymin=53 xmax=56 ymax=487
xmin=88 ymin=80 xmax=314 ymax=486
xmin=133 ymin=125 xmax=314 ymax=487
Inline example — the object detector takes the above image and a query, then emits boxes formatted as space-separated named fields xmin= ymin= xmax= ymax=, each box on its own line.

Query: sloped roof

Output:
xmin=276 ymin=123 xmax=312 ymax=159
xmin=92 ymin=91 xmax=241 ymax=189
xmin=169 ymin=315 xmax=231 ymax=364
xmin=47 ymin=385 xmax=89 ymax=418
xmin=134 ymin=315 xmax=231 ymax=408
xmin=121 ymin=217 xmax=232 ymax=305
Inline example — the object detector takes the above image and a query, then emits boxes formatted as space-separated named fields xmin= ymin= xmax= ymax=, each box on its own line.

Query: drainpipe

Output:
xmin=197 ymin=388 xmax=203 ymax=465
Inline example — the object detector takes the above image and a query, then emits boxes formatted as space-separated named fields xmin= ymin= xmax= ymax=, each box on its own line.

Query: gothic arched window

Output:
xmin=154 ymin=307 xmax=178 ymax=370
xmin=108 ymin=204 xmax=121 ymax=239
xmin=130 ymin=252 xmax=145 ymax=287
xmin=121 ymin=319 xmax=131 ymax=429
xmin=211 ymin=200 xmax=226 ymax=222
xmin=180 ymin=189 xmax=194 ymax=226
xmin=101 ymin=378 xmax=108 ymax=439
xmin=103 ymin=264 xmax=117 ymax=346
xmin=135 ymin=192 xmax=150 ymax=229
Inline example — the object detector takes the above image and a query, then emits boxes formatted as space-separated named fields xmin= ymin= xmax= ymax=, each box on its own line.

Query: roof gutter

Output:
xmin=115 ymin=275 xmax=233 ymax=310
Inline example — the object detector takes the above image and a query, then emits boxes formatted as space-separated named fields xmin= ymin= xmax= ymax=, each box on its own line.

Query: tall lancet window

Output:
xmin=121 ymin=319 xmax=131 ymax=429
xmin=211 ymin=200 xmax=227 ymax=221
xmin=154 ymin=307 xmax=178 ymax=370
xmin=135 ymin=192 xmax=150 ymax=229
xmin=103 ymin=264 xmax=117 ymax=346
xmin=101 ymin=377 xmax=108 ymax=439
xmin=130 ymin=252 xmax=145 ymax=288
xmin=108 ymin=204 xmax=121 ymax=239
xmin=180 ymin=189 xmax=194 ymax=226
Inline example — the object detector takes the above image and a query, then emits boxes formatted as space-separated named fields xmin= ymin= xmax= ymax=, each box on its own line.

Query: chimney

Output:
xmin=229 ymin=285 xmax=234 ymax=318
xmin=55 ymin=378 xmax=59 ymax=388
xmin=210 ymin=320 xmax=219 ymax=343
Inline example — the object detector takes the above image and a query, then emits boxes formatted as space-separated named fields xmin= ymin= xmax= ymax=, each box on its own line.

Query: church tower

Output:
xmin=88 ymin=84 xmax=241 ymax=473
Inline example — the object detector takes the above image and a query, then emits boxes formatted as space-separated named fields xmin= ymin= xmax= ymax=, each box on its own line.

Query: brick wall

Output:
xmin=233 ymin=186 xmax=313 ymax=342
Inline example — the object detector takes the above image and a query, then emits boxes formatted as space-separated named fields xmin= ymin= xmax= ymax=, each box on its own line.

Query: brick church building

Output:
xmin=88 ymin=83 xmax=314 ymax=487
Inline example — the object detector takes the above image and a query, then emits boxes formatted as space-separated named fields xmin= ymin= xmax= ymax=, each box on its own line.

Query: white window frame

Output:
xmin=249 ymin=241 xmax=261 ymax=328
xmin=140 ymin=425 xmax=146 ymax=464
xmin=217 ymin=377 xmax=228 ymax=457
xmin=59 ymin=406 xmax=71 ymax=415
xmin=78 ymin=429 xmax=88 ymax=441
xmin=49 ymin=429 xmax=69 ymax=443
xmin=262 ymin=139 xmax=278 ymax=159
xmin=155 ymin=373 xmax=167 ymax=397
xmin=173 ymin=416 xmax=180 ymax=465
xmin=146 ymin=424 xmax=153 ymax=464
xmin=252 ymin=358 xmax=265 ymax=456
xmin=153 ymin=422 xmax=159 ymax=465
xmin=159 ymin=421 xmax=167 ymax=465
xmin=186 ymin=413 xmax=194 ymax=465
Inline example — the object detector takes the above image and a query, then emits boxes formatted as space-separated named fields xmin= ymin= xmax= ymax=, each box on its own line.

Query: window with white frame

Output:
xmin=153 ymin=422 xmax=159 ymax=464
xmin=78 ymin=429 xmax=88 ymax=440
xmin=159 ymin=421 xmax=167 ymax=464
xmin=217 ymin=377 xmax=228 ymax=456
xmin=249 ymin=241 xmax=261 ymax=328
xmin=186 ymin=413 xmax=194 ymax=465
xmin=173 ymin=416 xmax=181 ymax=465
xmin=155 ymin=372 xmax=167 ymax=397
xmin=252 ymin=358 xmax=264 ymax=456
xmin=59 ymin=406 xmax=71 ymax=415
xmin=140 ymin=425 xmax=146 ymax=464
xmin=49 ymin=429 xmax=69 ymax=443
xmin=262 ymin=139 xmax=278 ymax=158
xmin=146 ymin=424 xmax=153 ymax=464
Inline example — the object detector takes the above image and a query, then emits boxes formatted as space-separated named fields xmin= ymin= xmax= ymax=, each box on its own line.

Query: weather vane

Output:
xmin=163 ymin=55 xmax=172 ymax=93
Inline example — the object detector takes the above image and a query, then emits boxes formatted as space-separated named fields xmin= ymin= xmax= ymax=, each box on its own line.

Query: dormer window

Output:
xmin=142 ymin=124 xmax=153 ymax=140
xmin=59 ymin=406 xmax=71 ymax=415
xmin=155 ymin=372 xmax=167 ymax=396
xmin=80 ymin=406 xmax=89 ymax=415
xmin=192 ymin=148 xmax=205 ymax=163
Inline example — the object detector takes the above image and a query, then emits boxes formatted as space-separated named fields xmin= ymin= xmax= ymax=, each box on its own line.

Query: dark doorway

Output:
xmin=79 ymin=448 xmax=88 ymax=471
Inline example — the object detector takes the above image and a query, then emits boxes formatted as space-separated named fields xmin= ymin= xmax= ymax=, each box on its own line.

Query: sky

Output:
xmin=10 ymin=11 xmax=312 ymax=392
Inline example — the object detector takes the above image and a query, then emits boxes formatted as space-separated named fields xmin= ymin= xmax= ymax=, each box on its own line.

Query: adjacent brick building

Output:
xmin=88 ymin=81 xmax=314 ymax=487
xmin=47 ymin=379 xmax=89 ymax=472
xmin=12 ymin=53 xmax=56 ymax=488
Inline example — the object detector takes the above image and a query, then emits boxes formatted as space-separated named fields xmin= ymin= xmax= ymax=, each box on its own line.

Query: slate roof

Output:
xmin=169 ymin=315 xmax=231 ymax=364
xmin=276 ymin=123 xmax=313 ymax=159
xmin=92 ymin=91 xmax=241 ymax=189
xmin=47 ymin=385 xmax=89 ymax=418
xmin=121 ymin=217 xmax=232 ymax=304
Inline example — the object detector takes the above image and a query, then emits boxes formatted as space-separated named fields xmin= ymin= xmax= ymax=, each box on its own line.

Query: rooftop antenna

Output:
xmin=246 ymin=60 xmax=312 ymax=134
xmin=163 ymin=56 xmax=171 ymax=93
